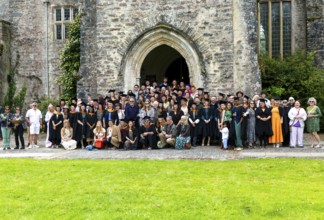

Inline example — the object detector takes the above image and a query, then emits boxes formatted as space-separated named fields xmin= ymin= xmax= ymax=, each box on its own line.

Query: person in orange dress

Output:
xmin=269 ymin=97 xmax=283 ymax=148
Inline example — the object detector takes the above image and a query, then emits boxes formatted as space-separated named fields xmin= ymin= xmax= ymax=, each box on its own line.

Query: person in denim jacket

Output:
xmin=0 ymin=106 xmax=13 ymax=150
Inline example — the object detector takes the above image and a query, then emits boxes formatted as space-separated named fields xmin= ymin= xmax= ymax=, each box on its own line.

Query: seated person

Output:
xmin=139 ymin=116 xmax=157 ymax=150
xmin=158 ymin=116 xmax=177 ymax=148
xmin=106 ymin=119 xmax=122 ymax=149
xmin=124 ymin=120 xmax=139 ymax=150
xmin=93 ymin=121 xmax=106 ymax=149
xmin=175 ymin=116 xmax=191 ymax=150
xmin=61 ymin=119 xmax=77 ymax=150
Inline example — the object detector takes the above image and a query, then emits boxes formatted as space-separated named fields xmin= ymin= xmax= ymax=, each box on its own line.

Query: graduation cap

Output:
xmin=80 ymin=102 xmax=87 ymax=106
xmin=70 ymin=103 xmax=77 ymax=108
xmin=174 ymin=101 xmax=179 ymax=105
xmin=204 ymin=99 xmax=210 ymax=102
xmin=128 ymin=93 xmax=136 ymax=97
xmin=259 ymin=98 xmax=266 ymax=103
xmin=104 ymin=96 xmax=109 ymax=100
xmin=219 ymin=100 xmax=227 ymax=105
xmin=108 ymin=89 xmax=115 ymax=93
xmin=180 ymin=97 xmax=187 ymax=102
xmin=236 ymin=91 xmax=244 ymax=96
xmin=56 ymin=104 xmax=61 ymax=108
xmin=60 ymin=98 xmax=66 ymax=102
xmin=106 ymin=100 xmax=114 ymax=104
xmin=274 ymin=97 xmax=281 ymax=101
xmin=234 ymin=97 xmax=239 ymax=101
xmin=219 ymin=92 xmax=225 ymax=97
xmin=120 ymin=94 xmax=127 ymax=97
xmin=198 ymin=88 xmax=204 ymax=91
xmin=204 ymin=92 xmax=209 ymax=95
xmin=154 ymin=91 xmax=160 ymax=95
xmin=158 ymin=114 xmax=165 ymax=118
xmin=143 ymin=116 xmax=151 ymax=120
xmin=244 ymin=95 xmax=250 ymax=100
xmin=92 ymin=99 xmax=98 ymax=102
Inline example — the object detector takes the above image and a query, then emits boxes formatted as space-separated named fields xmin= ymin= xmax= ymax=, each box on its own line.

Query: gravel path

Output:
xmin=1 ymin=133 xmax=323 ymax=160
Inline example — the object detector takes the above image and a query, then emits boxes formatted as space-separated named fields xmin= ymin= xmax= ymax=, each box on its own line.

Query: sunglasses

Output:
xmin=310 ymin=101 xmax=315 ymax=103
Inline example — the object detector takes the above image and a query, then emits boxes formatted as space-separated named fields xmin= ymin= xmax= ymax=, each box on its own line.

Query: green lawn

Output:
xmin=0 ymin=159 xmax=323 ymax=220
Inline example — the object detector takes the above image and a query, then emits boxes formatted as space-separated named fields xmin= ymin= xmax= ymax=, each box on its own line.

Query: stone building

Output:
xmin=0 ymin=0 xmax=323 ymax=103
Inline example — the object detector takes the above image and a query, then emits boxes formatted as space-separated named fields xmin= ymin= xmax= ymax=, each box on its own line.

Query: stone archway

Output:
xmin=121 ymin=24 xmax=204 ymax=91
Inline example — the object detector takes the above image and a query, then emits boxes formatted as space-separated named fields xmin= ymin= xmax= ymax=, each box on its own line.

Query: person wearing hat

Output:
xmin=103 ymin=101 xmax=119 ymax=129
xmin=139 ymin=116 xmax=157 ymax=150
xmin=124 ymin=119 xmax=139 ymax=150
xmin=25 ymin=102 xmax=42 ymax=148
xmin=258 ymin=92 xmax=271 ymax=108
xmin=169 ymin=101 xmax=184 ymax=126
xmin=188 ymin=102 xmax=201 ymax=147
xmin=158 ymin=116 xmax=177 ymax=148
xmin=236 ymin=91 xmax=244 ymax=99
xmin=62 ymin=105 xmax=69 ymax=120
xmin=255 ymin=99 xmax=273 ymax=147
xmin=269 ymin=97 xmax=283 ymax=148
xmin=85 ymin=105 xmax=98 ymax=147
xmin=48 ymin=105 xmax=64 ymax=148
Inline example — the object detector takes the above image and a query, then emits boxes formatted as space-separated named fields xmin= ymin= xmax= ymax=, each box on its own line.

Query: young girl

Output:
xmin=220 ymin=122 xmax=229 ymax=150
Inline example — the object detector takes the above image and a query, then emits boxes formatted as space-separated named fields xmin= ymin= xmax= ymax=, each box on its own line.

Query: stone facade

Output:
xmin=0 ymin=0 xmax=322 ymax=104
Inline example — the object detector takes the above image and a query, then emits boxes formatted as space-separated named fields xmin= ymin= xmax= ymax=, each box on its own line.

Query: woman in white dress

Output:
xmin=45 ymin=104 xmax=54 ymax=147
xmin=61 ymin=119 xmax=77 ymax=150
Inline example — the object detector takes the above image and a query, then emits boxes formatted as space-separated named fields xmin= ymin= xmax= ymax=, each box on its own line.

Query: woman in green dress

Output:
xmin=306 ymin=97 xmax=322 ymax=148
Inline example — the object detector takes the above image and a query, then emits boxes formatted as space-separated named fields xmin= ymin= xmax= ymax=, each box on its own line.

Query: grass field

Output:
xmin=0 ymin=159 xmax=323 ymax=219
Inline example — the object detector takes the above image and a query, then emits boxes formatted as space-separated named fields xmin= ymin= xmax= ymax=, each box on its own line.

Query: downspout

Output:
xmin=44 ymin=0 xmax=50 ymax=97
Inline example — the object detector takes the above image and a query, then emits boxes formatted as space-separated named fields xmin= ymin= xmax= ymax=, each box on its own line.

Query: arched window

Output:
xmin=258 ymin=0 xmax=291 ymax=58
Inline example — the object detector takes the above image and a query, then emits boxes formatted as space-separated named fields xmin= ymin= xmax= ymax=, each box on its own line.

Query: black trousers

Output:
xmin=14 ymin=125 xmax=25 ymax=147
xmin=140 ymin=134 xmax=155 ymax=148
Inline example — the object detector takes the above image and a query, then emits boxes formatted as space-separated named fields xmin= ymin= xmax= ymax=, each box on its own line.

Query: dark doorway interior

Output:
xmin=140 ymin=45 xmax=190 ymax=85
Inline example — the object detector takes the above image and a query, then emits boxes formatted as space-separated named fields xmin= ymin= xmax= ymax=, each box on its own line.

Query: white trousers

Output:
xmin=290 ymin=126 xmax=304 ymax=147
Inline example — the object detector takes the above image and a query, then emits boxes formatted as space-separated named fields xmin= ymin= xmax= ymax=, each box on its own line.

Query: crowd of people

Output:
xmin=0 ymin=78 xmax=322 ymax=151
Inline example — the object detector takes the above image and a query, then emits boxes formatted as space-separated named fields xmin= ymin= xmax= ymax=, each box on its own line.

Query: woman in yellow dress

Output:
xmin=269 ymin=97 xmax=283 ymax=148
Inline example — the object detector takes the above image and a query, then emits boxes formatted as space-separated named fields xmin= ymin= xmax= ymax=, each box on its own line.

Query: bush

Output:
xmin=259 ymin=50 xmax=324 ymax=131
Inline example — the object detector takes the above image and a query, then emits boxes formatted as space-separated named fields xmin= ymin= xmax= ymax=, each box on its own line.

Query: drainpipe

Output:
xmin=43 ymin=0 xmax=50 ymax=97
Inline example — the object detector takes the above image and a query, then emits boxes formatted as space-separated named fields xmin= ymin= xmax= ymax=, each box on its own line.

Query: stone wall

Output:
xmin=306 ymin=0 xmax=324 ymax=67
xmin=0 ymin=20 xmax=10 ymax=103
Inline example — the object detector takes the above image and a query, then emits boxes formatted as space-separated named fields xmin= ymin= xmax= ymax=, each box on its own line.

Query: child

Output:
xmin=220 ymin=122 xmax=229 ymax=150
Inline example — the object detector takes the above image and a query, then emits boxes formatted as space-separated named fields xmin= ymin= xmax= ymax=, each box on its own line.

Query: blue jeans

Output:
xmin=1 ymin=127 xmax=11 ymax=148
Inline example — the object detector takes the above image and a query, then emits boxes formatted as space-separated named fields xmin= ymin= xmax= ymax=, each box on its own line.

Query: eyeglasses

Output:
xmin=310 ymin=101 xmax=315 ymax=103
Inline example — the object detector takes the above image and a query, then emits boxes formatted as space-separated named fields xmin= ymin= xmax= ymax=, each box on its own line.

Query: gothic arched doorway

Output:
xmin=121 ymin=24 xmax=204 ymax=91
xmin=140 ymin=45 xmax=189 ymax=84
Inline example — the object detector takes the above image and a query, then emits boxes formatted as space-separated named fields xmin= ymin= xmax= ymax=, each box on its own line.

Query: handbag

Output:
xmin=293 ymin=120 xmax=301 ymax=127
xmin=185 ymin=142 xmax=191 ymax=149
xmin=94 ymin=139 xmax=104 ymax=148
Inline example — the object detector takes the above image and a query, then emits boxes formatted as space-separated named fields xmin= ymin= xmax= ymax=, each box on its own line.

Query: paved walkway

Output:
xmin=1 ymin=133 xmax=323 ymax=160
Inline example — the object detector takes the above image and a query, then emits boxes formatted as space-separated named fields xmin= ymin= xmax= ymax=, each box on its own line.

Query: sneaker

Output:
xmin=27 ymin=145 xmax=33 ymax=149
xmin=314 ymin=144 xmax=321 ymax=148
xmin=34 ymin=145 xmax=40 ymax=148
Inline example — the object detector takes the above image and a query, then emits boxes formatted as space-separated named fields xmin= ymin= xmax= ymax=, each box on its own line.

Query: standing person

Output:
xmin=269 ymin=97 xmax=283 ymax=148
xmin=232 ymin=97 xmax=244 ymax=150
xmin=12 ymin=107 xmax=25 ymax=149
xmin=200 ymin=100 xmax=213 ymax=146
xmin=103 ymin=101 xmax=119 ymax=128
xmin=61 ymin=119 xmax=77 ymax=150
xmin=306 ymin=97 xmax=322 ymax=148
xmin=220 ymin=122 xmax=229 ymax=150
xmin=96 ymin=103 xmax=105 ymax=124
xmin=45 ymin=104 xmax=55 ymax=148
xmin=188 ymin=103 xmax=201 ymax=147
xmin=175 ymin=116 xmax=191 ymax=150
xmin=139 ymin=100 xmax=155 ymax=126
xmin=1 ymin=106 xmax=13 ymax=150
xmin=115 ymin=103 xmax=125 ymax=126
xmin=0 ymin=105 xmax=3 ymax=140
xmin=281 ymin=99 xmax=291 ymax=147
xmin=288 ymin=100 xmax=307 ymax=148
xmin=69 ymin=104 xmax=83 ymax=148
xmin=25 ymin=103 xmax=33 ymax=147
xmin=180 ymin=97 xmax=189 ymax=116
xmin=255 ymin=99 xmax=272 ymax=147
xmin=288 ymin=97 xmax=295 ymax=109
xmin=85 ymin=105 xmax=97 ymax=147
xmin=244 ymin=101 xmax=257 ymax=148
xmin=125 ymin=97 xmax=139 ymax=127
xmin=124 ymin=120 xmax=139 ymax=150
xmin=49 ymin=105 xmax=63 ymax=148
xmin=25 ymin=103 xmax=42 ymax=148
xmin=78 ymin=103 xmax=88 ymax=147
xmin=169 ymin=102 xmax=184 ymax=126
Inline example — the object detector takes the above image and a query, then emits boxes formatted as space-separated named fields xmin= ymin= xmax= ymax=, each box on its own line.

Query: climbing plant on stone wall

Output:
xmin=57 ymin=14 xmax=82 ymax=101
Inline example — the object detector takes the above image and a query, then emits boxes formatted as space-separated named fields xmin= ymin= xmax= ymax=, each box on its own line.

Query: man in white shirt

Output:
xmin=25 ymin=102 xmax=42 ymax=148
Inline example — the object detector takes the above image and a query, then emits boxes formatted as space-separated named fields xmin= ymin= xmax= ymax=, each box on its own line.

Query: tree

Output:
xmin=4 ymin=51 xmax=27 ymax=110
xmin=259 ymin=50 xmax=324 ymax=130
xmin=57 ymin=14 xmax=82 ymax=101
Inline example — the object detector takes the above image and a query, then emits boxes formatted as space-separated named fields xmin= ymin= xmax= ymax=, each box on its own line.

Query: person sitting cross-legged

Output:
xmin=158 ymin=116 xmax=177 ymax=148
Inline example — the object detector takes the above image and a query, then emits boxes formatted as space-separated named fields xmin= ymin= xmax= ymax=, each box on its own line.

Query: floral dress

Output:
xmin=306 ymin=106 xmax=322 ymax=132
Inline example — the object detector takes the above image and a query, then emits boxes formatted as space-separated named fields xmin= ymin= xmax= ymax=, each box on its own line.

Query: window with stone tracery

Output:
xmin=54 ymin=7 xmax=78 ymax=40
xmin=258 ymin=0 xmax=291 ymax=58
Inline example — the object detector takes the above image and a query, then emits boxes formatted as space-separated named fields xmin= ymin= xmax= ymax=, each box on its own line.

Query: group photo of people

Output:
xmin=0 ymin=78 xmax=322 ymax=151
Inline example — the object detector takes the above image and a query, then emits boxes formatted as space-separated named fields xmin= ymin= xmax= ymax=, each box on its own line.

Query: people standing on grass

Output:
xmin=288 ymin=100 xmax=307 ymax=148
xmin=1 ymin=106 xmax=13 ymax=150
xmin=25 ymin=102 xmax=42 ymax=148
xmin=306 ymin=97 xmax=322 ymax=148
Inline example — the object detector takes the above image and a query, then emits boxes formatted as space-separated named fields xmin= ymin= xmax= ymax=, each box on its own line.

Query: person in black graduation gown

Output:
xmin=139 ymin=116 xmax=157 ymax=150
xmin=255 ymin=99 xmax=273 ymax=147
xmin=210 ymin=96 xmax=220 ymax=143
xmin=124 ymin=120 xmax=139 ymax=150
xmin=78 ymin=103 xmax=88 ymax=147
xmin=169 ymin=102 xmax=184 ymax=126
xmin=49 ymin=105 xmax=64 ymax=147
xmin=68 ymin=104 xmax=80 ymax=143
xmin=199 ymin=100 xmax=213 ymax=146
xmin=188 ymin=103 xmax=201 ymax=147
xmin=85 ymin=105 xmax=97 ymax=146
xmin=103 ymin=100 xmax=119 ymax=128
xmin=281 ymin=99 xmax=290 ymax=146
xmin=241 ymin=102 xmax=249 ymax=146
